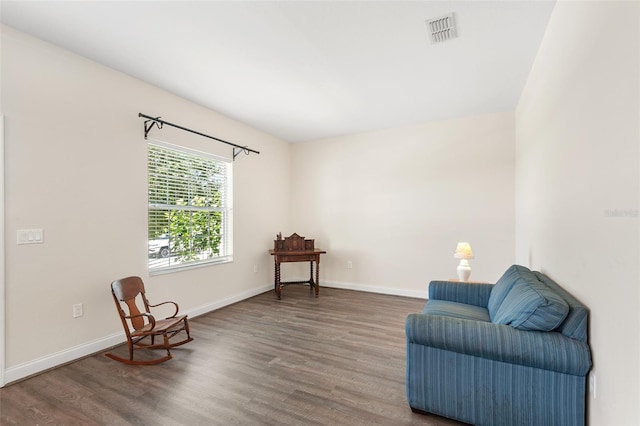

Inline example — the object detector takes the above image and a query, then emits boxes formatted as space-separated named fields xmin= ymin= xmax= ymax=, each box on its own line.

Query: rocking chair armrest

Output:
xmin=125 ymin=312 xmax=156 ymax=329
xmin=148 ymin=300 xmax=180 ymax=319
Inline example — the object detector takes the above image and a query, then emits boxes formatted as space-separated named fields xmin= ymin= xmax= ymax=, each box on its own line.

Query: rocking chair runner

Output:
xmin=106 ymin=276 xmax=193 ymax=365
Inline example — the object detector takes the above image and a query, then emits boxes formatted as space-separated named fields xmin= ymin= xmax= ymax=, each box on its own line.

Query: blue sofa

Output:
xmin=405 ymin=265 xmax=592 ymax=426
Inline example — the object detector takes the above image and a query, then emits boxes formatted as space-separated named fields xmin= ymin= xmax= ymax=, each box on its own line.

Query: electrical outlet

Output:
xmin=347 ymin=260 xmax=353 ymax=269
xmin=253 ymin=265 xmax=258 ymax=273
xmin=589 ymin=373 xmax=596 ymax=399
xmin=73 ymin=303 xmax=83 ymax=318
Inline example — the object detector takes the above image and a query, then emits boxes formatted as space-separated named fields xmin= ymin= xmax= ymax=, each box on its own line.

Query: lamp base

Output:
xmin=457 ymin=260 xmax=471 ymax=282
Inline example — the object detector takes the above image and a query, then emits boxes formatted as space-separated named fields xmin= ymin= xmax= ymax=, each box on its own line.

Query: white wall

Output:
xmin=290 ymin=112 xmax=516 ymax=297
xmin=1 ymin=25 xmax=290 ymax=382
xmin=516 ymin=1 xmax=640 ymax=424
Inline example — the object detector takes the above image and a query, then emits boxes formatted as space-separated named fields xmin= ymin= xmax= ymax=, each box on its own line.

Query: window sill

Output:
xmin=149 ymin=256 xmax=233 ymax=276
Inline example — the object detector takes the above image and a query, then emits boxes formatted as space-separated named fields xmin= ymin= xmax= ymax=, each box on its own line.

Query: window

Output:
xmin=147 ymin=141 xmax=232 ymax=273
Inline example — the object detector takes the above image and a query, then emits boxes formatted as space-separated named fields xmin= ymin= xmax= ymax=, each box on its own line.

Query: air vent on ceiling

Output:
xmin=426 ymin=13 xmax=457 ymax=43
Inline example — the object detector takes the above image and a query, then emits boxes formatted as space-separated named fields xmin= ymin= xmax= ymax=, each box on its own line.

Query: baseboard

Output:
xmin=322 ymin=280 xmax=427 ymax=299
xmin=4 ymin=331 xmax=126 ymax=385
xmin=186 ymin=284 xmax=272 ymax=318
xmin=3 ymin=284 xmax=272 ymax=386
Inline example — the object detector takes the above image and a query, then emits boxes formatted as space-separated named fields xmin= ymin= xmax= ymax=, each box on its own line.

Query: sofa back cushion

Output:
xmin=487 ymin=265 xmax=535 ymax=320
xmin=534 ymin=271 xmax=589 ymax=342
xmin=492 ymin=278 xmax=570 ymax=331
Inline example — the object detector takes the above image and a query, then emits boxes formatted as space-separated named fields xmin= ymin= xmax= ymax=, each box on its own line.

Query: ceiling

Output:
xmin=0 ymin=1 xmax=555 ymax=142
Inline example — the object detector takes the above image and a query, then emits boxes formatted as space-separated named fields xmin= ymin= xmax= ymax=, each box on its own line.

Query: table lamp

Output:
xmin=454 ymin=242 xmax=474 ymax=281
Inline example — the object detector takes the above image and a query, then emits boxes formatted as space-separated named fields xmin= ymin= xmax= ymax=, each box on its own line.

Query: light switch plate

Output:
xmin=17 ymin=229 xmax=44 ymax=245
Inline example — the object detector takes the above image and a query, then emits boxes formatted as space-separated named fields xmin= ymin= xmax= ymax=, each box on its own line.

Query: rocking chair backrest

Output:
xmin=111 ymin=276 xmax=151 ymax=331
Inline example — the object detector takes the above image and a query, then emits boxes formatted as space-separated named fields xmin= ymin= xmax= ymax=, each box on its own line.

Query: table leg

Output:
xmin=275 ymin=261 xmax=282 ymax=300
xmin=315 ymin=260 xmax=320 ymax=297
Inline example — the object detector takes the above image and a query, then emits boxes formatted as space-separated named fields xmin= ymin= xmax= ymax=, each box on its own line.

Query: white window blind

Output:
xmin=148 ymin=141 xmax=232 ymax=273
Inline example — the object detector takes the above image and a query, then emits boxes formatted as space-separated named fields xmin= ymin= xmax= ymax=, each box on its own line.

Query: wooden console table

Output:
xmin=269 ymin=249 xmax=326 ymax=299
xmin=269 ymin=233 xmax=326 ymax=299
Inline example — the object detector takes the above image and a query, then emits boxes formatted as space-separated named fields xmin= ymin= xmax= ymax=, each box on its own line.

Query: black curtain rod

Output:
xmin=138 ymin=113 xmax=260 ymax=159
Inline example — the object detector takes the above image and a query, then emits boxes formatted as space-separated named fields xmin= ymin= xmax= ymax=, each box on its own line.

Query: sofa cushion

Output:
xmin=534 ymin=271 xmax=589 ymax=342
xmin=487 ymin=265 xmax=535 ymax=320
xmin=423 ymin=299 xmax=491 ymax=322
xmin=492 ymin=278 xmax=570 ymax=331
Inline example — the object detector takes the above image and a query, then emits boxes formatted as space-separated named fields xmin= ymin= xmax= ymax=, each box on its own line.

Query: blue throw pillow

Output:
xmin=487 ymin=265 xmax=533 ymax=320
xmin=533 ymin=271 xmax=589 ymax=342
xmin=492 ymin=278 xmax=570 ymax=331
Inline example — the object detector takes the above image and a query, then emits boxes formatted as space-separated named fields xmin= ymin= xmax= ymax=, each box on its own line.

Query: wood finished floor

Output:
xmin=0 ymin=286 xmax=465 ymax=426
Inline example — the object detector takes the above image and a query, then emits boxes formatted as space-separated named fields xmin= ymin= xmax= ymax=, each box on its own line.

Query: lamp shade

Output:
xmin=454 ymin=242 xmax=474 ymax=259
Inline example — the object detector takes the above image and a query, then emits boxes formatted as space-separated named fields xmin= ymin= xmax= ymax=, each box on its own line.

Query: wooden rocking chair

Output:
xmin=106 ymin=276 xmax=193 ymax=365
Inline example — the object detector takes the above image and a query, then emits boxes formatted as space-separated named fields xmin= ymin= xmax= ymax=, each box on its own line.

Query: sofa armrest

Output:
xmin=406 ymin=313 xmax=592 ymax=376
xmin=428 ymin=281 xmax=494 ymax=307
